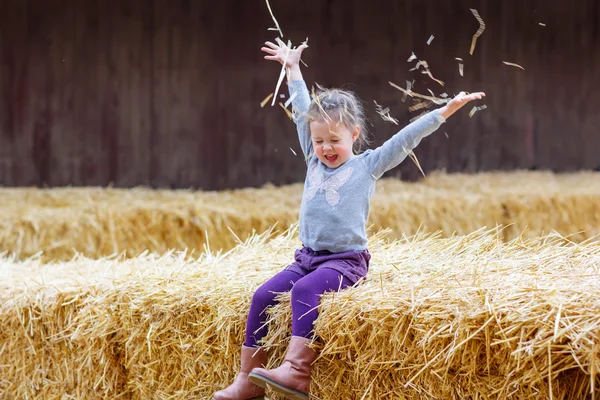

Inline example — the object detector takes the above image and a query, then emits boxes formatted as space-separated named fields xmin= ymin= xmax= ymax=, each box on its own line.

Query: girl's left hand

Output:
xmin=448 ymin=91 xmax=486 ymax=109
xmin=439 ymin=91 xmax=486 ymax=119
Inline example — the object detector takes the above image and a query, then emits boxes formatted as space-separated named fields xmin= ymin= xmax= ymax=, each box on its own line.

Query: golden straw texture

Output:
xmin=0 ymin=171 xmax=599 ymax=262
xmin=1 ymin=226 xmax=599 ymax=399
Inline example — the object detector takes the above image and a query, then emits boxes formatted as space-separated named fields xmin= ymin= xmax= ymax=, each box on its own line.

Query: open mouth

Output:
xmin=325 ymin=155 xmax=338 ymax=163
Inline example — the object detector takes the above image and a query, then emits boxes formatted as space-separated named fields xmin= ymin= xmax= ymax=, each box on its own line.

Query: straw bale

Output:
xmin=1 ymin=171 xmax=599 ymax=263
xmin=263 ymin=229 xmax=600 ymax=399
xmin=2 ymin=226 xmax=600 ymax=399
xmin=0 ymin=186 xmax=302 ymax=262
xmin=370 ymin=179 xmax=508 ymax=241
xmin=0 ymin=257 xmax=129 ymax=399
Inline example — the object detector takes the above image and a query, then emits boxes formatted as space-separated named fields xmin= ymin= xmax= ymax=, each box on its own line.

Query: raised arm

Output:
xmin=262 ymin=39 xmax=312 ymax=160
xmin=364 ymin=91 xmax=485 ymax=179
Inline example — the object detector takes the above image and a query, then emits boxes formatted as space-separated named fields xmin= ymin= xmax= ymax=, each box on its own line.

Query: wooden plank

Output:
xmin=0 ymin=0 xmax=598 ymax=188
xmin=149 ymin=0 xmax=217 ymax=188
xmin=531 ymin=0 xmax=600 ymax=171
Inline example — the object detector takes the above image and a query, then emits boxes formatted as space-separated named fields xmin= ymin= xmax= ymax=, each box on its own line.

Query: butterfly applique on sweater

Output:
xmin=304 ymin=162 xmax=354 ymax=207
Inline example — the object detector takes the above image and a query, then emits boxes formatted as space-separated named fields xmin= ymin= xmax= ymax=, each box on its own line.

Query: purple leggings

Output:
xmin=244 ymin=268 xmax=352 ymax=347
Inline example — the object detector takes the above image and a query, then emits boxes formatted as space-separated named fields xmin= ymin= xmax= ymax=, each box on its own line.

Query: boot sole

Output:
xmin=247 ymin=372 xmax=308 ymax=400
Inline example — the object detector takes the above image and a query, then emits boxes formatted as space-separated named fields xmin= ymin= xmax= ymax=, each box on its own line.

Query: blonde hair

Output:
xmin=306 ymin=85 xmax=370 ymax=153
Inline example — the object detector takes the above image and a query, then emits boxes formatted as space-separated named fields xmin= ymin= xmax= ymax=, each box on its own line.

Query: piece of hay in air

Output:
xmin=409 ymin=110 xmax=430 ymax=123
xmin=427 ymin=35 xmax=434 ymax=45
xmin=265 ymin=0 xmax=283 ymax=38
xmin=374 ymin=101 xmax=399 ymax=125
xmin=418 ymin=60 xmax=445 ymax=87
xmin=503 ymin=61 xmax=525 ymax=70
xmin=284 ymin=91 xmax=297 ymax=108
xmin=402 ymin=146 xmax=426 ymax=178
xmin=469 ymin=9 xmax=486 ymax=55
xmin=260 ymin=93 xmax=274 ymax=108
xmin=271 ymin=39 xmax=292 ymax=106
xmin=407 ymin=52 xmax=417 ymax=62
xmin=279 ymin=102 xmax=293 ymax=120
xmin=389 ymin=81 xmax=449 ymax=105
xmin=469 ymin=104 xmax=488 ymax=118
xmin=459 ymin=63 xmax=464 ymax=76
xmin=408 ymin=100 xmax=432 ymax=113
xmin=401 ymin=80 xmax=413 ymax=103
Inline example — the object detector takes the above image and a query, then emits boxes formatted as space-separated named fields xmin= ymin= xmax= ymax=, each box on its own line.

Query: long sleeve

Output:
xmin=288 ymin=80 xmax=313 ymax=162
xmin=363 ymin=109 xmax=446 ymax=179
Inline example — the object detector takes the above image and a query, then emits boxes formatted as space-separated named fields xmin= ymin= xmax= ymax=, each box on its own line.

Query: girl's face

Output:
xmin=309 ymin=120 xmax=360 ymax=168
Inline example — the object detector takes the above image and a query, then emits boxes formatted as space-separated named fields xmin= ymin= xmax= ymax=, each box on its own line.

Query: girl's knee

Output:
xmin=290 ymin=278 xmax=313 ymax=299
xmin=251 ymin=284 xmax=278 ymax=306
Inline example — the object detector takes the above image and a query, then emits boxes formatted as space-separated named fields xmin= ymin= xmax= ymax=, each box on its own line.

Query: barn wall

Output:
xmin=0 ymin=0 xmax=598 ymax=189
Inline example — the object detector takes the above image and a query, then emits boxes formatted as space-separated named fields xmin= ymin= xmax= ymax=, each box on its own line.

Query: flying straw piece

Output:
xmin=503 ymin=61 xmax=525 ymax=70
xmin=409 ymin=110 xmax=430 ymax=123
xmin=403 ymin=146 xmax=426 ymax=178
xmin=374 ymin=101 xmax=399 ymax=125
xmin=389 ymin=81 xmax=449 ymax=105
xmin=469 ymin=9 xmax=486 ymax=55
xmin=279 ymin=102 xmax=293 ymax=120
xmin=469 ymin=106 xmax=477 ymax=118
xmin=407 ymin=52 xmax=417 ymax=62
xmin=469 ymin=104 xmax=488 ymax=118
xmin=260 ymin=93 xmax=274 ymax=108
xmin=401 ymin=80 xmax=412 ymax=103
xmin=539 ymin=22 xmax=547 ymax=26
xmin=271 ymin=39 xmax=291 ymax=106
xmin=289 ymin=147 xmax=297 ymax=156
xmin=419 ymin=60 xmax=445 ymax=87
xmin=427 ymin=35 xmax=434 ymax=45
xmin=459 ymin=63 xmax=464 ymax=76
xmin=408 ymin=100 xmax=431 ymax=112
xmin=455 ymin=57 xmax=463 ymax=62
xmin=284 ymin=91 xmax=297 ymax=108
xmin=265 ymin=0 xmax=283 ymax=38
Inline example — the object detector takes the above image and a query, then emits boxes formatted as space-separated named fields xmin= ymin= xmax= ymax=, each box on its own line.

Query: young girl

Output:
xmin=213 ymin=39 xmax=485 ymax=400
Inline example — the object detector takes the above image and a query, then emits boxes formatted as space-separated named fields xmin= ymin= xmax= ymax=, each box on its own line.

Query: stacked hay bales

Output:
xmin=0 ymin=186 xmax=302 ymax=262
xmin=2 ymin=227 xmax=599 ymax=399
xmin=423 ymin=171 xmax=600 ymax=242
xmin=1 ymin=171 xmax=600 ymax=262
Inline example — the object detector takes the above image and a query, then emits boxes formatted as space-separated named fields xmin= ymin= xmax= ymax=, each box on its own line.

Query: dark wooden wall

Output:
xmin=1 ymin=0 xmax=599 ymax=189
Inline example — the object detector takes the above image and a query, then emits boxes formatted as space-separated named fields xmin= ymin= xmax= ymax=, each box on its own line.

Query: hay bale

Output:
xmin=0 ymin=257 xmax=129 ymax=399
xmin=371 ymin=179 xmax=508 ymax=241
xmin=2 ymin=227 xmax=599 ymax=398
xmin=1 ymin=172 xmax=600 ymax=262
xmin=0 ymin=186 xmax=302 ymax=262
xmin=265 ymin=229 xmax=600 ymax=399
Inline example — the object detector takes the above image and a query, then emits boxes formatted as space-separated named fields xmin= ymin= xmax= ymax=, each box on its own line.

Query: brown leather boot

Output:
xmin=213 ymin=346 xmax=267 ymax=400
xmin=248 ymin=336 xmax=318 ymax=400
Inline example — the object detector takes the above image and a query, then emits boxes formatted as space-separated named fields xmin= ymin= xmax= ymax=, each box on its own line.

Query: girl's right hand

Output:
xmin=261 ymin=38 xmax=308 ymax=68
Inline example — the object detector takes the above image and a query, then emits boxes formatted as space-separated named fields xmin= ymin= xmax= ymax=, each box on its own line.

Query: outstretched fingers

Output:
xmin=261 ymin=46 xmax=278 ymax=56
xmin=264 ymin=41 xmax=280 ymax=50
xmin=465 ymin=92 xmax=486 ymax=101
